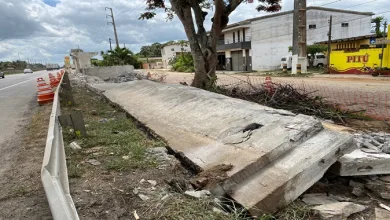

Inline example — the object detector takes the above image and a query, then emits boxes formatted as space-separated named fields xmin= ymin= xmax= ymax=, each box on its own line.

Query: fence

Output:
xmin=160 ymin=73 xmax=390 ymax=120
xmin=41 ymin=73 xmax=79 ymax=220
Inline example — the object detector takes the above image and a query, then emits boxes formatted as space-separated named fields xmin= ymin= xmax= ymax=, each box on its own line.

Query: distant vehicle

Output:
xmin=46 ymin=63 xmax=60 ymax=71
xmin=24 ymin=69 xmax=33 ymax=74
xmin=0 ymin=71 xmax=4 ymax=78
xmin=280 ymin=53 xmax=327 ymax=69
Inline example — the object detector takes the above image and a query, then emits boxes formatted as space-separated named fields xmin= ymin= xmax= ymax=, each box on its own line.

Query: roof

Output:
xmin=315 ymin=34 xmax=376 ymax=44
xmin=223 ymin=6 xmax=374 ymax=30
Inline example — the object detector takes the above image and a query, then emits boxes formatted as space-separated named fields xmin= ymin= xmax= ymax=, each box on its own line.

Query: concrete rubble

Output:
xmin=375 ymin=208 xmax=390 ymax=220
xmin=302 ymin=193 xmax=339 ymax=205
xmin=331 ymin=132 xmax=390 ymax=176
xmin=311 ymin=202 xmax=366 ymax=220
xmin=87 ymin=80 xmax=356 ymax=215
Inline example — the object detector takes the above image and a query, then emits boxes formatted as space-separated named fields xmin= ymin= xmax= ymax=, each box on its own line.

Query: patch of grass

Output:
xmin=274 ymin=201 xmax=312 ymax=220
xmin=11 ymin=185 xmax=31 ymax=197
xmin=141 ymin=194 xmax=256 ymax=220
xmin=67 ymin=162 xmax=85 ymax=178
xmin=62 ymin=87 xmax=166 ymax=174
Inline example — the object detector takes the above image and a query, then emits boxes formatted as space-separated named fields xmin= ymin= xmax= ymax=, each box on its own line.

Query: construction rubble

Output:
xmin=76 ymin=75 xmax=390 ymax=218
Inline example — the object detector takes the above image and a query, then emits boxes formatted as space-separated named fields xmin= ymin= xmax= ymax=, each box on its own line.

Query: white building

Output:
xmin=161 ymin=43 xmax=191 ymax=69
xmin=217 ymin=7 xmax=374 ymax=71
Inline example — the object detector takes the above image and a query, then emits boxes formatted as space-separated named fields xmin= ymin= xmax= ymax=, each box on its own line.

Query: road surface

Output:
xmin=0 ymin=70 xmax=49 ymax=174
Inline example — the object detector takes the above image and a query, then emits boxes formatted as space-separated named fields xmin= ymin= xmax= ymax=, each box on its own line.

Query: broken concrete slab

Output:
xmin=88 ymin=80 xmax=355 ymax=214
xmin=230 ymin=130 xmax=354 ymax=215
xmin=332 ymin=149 xmax=390 ymax=176
xmin=302 ymin=193 xmax=339 ymax=205
xmin=311 ymin=202 xmax=366 ymax=220
xmin=89 ymin=81 xmax=324 ymax=187
xmin=375 ymin=208 xmax=390 ymax=220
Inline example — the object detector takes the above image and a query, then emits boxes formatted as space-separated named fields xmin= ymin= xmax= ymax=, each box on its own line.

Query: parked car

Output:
xmin=0 ymin=71 xmax=4 ymax=78
xmin=280 ymin=53 xmax=327 ymax=69
xmin=24 ymin=69 xmax=33 ymax=74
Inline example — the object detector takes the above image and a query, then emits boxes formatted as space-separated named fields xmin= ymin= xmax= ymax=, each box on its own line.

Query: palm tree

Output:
xmin=372 ymin=16 xmax=385 ymax=37
xmin=107 ymin=47 xmax=134 ymax=65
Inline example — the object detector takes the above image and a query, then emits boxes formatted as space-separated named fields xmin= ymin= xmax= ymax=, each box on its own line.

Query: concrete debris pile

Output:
xmin=354 ymin=132 xmax=390 ymax=154
xmin=332 ymin=132 xmax=390 ymax=176
xmin=103 ymin=72 xmax=146 ymax=83
xmin=87 ymin=80 xmax=357 ymax=215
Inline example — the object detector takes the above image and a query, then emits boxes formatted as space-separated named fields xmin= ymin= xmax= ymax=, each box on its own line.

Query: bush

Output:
xmin=170 ymin=53 xmax=195 ymax=72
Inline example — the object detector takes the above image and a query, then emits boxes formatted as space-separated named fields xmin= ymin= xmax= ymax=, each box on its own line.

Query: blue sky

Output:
xmin=43 ymin=0 xmax=59 ymax=7
xmin=0 ymin=0 xmax=389 ymax=64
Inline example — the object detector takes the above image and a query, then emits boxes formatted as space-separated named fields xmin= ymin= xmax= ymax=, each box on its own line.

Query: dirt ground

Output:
xmin=141 ymin=70 xmax=390 ymax=121
xmin=0 ymin=100 xmax=52 ymax=219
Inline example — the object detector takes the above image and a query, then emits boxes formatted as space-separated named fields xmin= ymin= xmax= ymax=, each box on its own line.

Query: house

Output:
xmin=217 ymin=7 xmax=374 ymax=71
xmin=161 ymin=42 xmax=191 ymax=69
xmin=314 ymin=25 xmax=390 ymax=74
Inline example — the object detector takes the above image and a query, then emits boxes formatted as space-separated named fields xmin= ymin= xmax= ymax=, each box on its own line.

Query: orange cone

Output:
xmin=37 ymin=78 xmax=54 ymax=105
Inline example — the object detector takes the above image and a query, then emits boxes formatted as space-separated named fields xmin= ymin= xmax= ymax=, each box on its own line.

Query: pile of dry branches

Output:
xmin=214 ymin=79 xmax=366 ymax=124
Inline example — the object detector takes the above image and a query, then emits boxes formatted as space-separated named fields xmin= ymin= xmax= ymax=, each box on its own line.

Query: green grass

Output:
xmin=274 ymin=201 xmax=312 ymax=220
xmin=62 ymin=87 xmax=166 ymax=174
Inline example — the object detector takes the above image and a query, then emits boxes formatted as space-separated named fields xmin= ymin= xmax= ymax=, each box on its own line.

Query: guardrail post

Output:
xmin=58 ymin=111 xmax=87 ymax=137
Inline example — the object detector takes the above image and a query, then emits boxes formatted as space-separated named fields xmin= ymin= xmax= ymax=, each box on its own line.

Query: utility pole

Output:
xmin=292 ymin=0 xmax=307 ymax=73
xmin=123 ymin=43 xmax=126 ymax=48
xmin=109 ymin=38 xmax=112 ymax=50
xmin=105 ymin=7 xmax=119 ymax=48
xmin=380 ymin=21 xmax=387 ymax=68
xmin=327 ymin=15 xmax=332 ymax=69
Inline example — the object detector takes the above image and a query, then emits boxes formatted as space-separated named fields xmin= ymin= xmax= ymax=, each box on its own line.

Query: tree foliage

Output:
xmin=139 ymin=42 xmax=163 ymax=58
xmin=371 ymin=16 xmax=385 ymax=37
xmin=97 ymin=47 xmax=142 ymax=68
xmin=170 ymin=52 xmax=194 ymax=72
xmin=140 ymin=0 xmax=282 ymax=88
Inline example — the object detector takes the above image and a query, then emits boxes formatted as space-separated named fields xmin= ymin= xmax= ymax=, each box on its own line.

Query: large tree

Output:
xmin=139 ymin=42 xmax=163 ymax=58
xmin=140 ymin=0 xmax=282 ymax=88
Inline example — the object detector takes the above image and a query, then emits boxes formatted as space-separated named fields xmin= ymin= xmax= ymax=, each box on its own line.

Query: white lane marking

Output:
xmin=0 ymin=77 xmax=38 ymax=91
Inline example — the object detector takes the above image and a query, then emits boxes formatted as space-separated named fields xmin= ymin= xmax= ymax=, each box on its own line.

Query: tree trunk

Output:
xmin=309 ymin=54 xmax=314 ymax=68
xmin=170 ymin=0 xmax=218 ymax=89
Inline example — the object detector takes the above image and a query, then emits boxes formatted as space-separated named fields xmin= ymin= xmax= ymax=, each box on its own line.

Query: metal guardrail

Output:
xmin=41 ymin=72 xmax=79 ymax=220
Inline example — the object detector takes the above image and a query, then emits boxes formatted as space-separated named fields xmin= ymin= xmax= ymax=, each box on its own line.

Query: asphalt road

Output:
xmin=0 ymin=70 xmax=50 ymax=147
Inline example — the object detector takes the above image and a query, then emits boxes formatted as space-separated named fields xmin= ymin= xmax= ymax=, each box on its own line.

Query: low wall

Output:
xmin=83 ymin=65 xmax=134 ymax=80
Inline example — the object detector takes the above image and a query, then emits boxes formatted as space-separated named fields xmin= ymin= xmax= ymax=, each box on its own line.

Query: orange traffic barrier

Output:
xmin=60 ymin=69 xmax=65 ymax=74
xmin=48 ymin=73 xmax=59 ymax=87
xmin=37 ymin=78 xmax=54 ymax=105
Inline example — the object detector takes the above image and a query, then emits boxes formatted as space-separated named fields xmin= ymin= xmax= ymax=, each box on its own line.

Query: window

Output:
xmin=233 ymin=32 xmax=235 ymax=43
xmin=281 ymin=58 xmax=286 ymax=61
xmin=238 ymin=31 xmax=240 ymax=42
xmin=309 ymin=24 xmax=316 ymax=29
xmin=171 ymin=48 xmax=175 ymax=51
xmin=341 ymin=23 xmax=349 ymax=27
xmin=316 ymin=55 xmax=326 ymax=59
xmin=243 ymin=29 xmax=246 ymax=42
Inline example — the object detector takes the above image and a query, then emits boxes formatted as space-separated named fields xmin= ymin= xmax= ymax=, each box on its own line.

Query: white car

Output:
xmin=24 ymin=69 xmax=33 ymax=74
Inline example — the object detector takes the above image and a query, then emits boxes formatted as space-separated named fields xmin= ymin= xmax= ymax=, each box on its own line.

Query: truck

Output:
xmin=46 ymin=63 xmax=60 ymax=71
xmin=280 ymin=53 xmax=327 ymax=69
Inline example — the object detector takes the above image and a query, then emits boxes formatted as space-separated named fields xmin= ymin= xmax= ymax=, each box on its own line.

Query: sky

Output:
xmin=0 ymin=0 xmax=389 ymax=64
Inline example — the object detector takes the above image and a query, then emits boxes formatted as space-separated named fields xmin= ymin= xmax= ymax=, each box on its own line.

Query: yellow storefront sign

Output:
xmin=329 ymin=25 xmax=390 ymax=74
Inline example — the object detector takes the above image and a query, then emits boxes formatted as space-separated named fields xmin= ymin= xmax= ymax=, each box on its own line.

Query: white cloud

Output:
xmin=0 ymin=0 xmax=388 ymax=64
